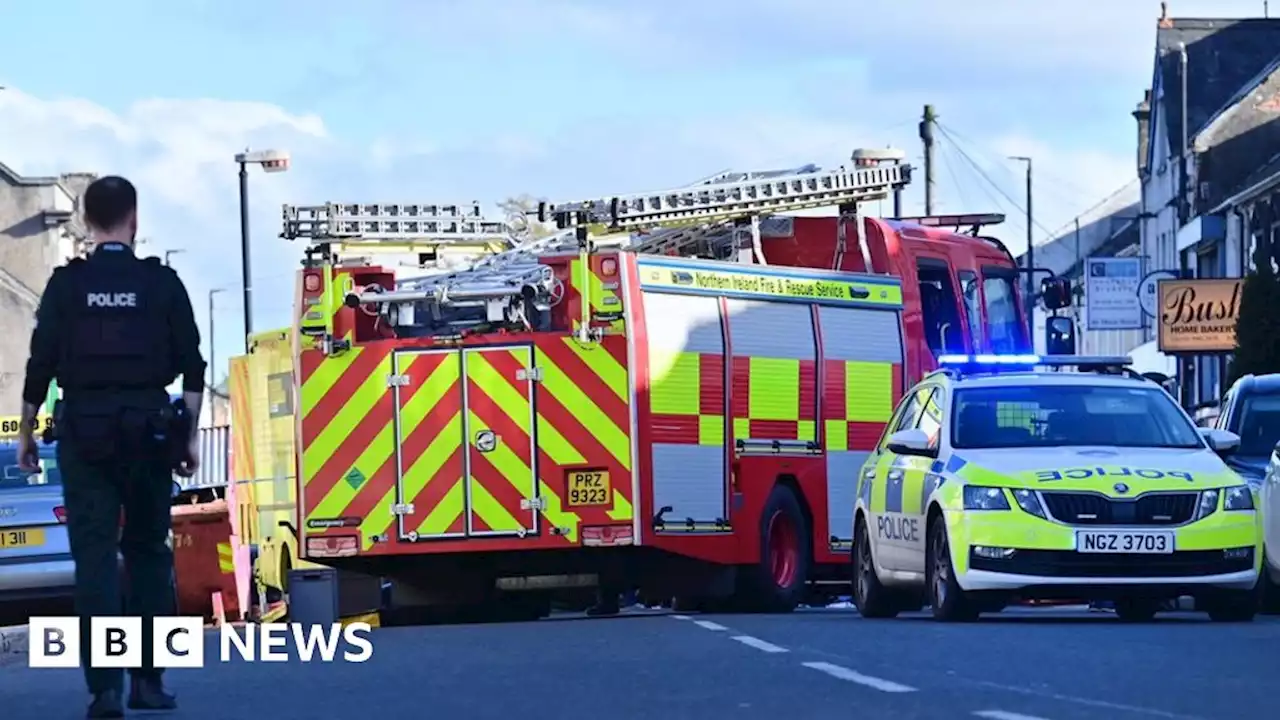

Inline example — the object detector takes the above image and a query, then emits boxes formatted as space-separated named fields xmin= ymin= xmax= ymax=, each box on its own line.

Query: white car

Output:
xmin=851 ymin=354 xmax=1262 ymax=622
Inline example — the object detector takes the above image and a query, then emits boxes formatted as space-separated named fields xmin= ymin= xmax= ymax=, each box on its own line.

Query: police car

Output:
xmin=851 ymin=354 xmax=1262 ymax=623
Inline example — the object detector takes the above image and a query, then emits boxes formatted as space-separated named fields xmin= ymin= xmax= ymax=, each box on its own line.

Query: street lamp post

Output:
xmin=233 ymin=148 xmax=290 ymax=351
xmin=164 ymin=249 xmax=184 ymax=266
xmin=208 ymin=288 xmax=225 ymax=390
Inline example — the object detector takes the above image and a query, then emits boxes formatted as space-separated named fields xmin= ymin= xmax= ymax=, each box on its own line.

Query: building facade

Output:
xmin=0 ymin=163 xmax=95 ymax=410
xmin=1139 ymin=13 xmax=1280 ymax=405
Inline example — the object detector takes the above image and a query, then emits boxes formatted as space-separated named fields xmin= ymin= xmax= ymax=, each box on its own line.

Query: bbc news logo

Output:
xmin=29 ymin=617 xmax=374 ymax=668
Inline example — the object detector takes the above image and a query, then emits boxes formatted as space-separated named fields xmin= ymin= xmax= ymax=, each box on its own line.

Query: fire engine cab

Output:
xmin=275 ymin=152 xmax=1075 ymax=618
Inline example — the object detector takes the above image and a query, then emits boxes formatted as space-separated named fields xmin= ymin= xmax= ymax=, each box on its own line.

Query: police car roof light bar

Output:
xmin=936 ymin=354 xmax=1134 ymax=371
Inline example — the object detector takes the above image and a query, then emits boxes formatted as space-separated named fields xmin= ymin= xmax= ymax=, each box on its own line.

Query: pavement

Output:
xmin=0 ymin=606 xmax=1276 ymax=720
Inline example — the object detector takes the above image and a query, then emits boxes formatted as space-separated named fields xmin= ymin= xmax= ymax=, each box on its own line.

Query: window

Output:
xmin=916 ymin=260 xmax=964 ymax=356
xmin=1235 ymin=394 xmax=1280 ymax=456
xmin=917 ymin=389 xmax=944 ymax=449
xmin=880 ymin=387 xmax=929 ymax=449
xmin=957 ymin=271 xmax=984 ymax=351
xmin=981 ymin=269 xmax=1027 ymax=354
xmin=950 ymin=385 xmax=1203 ymax=450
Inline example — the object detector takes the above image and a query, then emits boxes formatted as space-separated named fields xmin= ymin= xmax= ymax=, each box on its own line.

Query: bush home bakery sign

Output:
xmin=1156 ymin=278 xmax=1242 ymax=353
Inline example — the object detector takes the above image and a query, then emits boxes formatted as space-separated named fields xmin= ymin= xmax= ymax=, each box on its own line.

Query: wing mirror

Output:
xmin=1200 ymin=427 xmax=1240 ymax=456
xmin=1044 ymin=316 xmax=1076 ymax=355
xmin=886 ymin=428 xmax=938 ymax=458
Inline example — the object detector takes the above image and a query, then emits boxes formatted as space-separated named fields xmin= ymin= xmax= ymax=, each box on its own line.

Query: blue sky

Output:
xmin=0 ymin=0 xmax=1268 ymax=381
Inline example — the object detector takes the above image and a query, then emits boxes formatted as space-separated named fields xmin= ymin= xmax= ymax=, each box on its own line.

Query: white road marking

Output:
xmin=973 ymin=711 xmax=1052 ymax=720
xmin=670 ymin=615 xmax=692 ymax=621
xmin=730 ymin=635 xmax=788 ymax=653
xmin=801 ymin=661 xmax=916 ymax=693
xmin=693 ymin=620 xmax=728 ymax=631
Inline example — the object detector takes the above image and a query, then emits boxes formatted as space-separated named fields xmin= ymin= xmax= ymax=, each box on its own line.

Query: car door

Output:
xmin=898 ymin=387 xmax=945 ymax=572
xmin=864 ymin=385 xmax=930 ymax=570
xmin=1266 ymin=444 xmax=1280 ymax=565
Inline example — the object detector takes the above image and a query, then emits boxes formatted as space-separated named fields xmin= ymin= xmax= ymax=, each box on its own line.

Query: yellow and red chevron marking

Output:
xmin=299 ymin=332 xmax=633 ymax=554
xmin=555 ymin=254 xmax=626 ymax=334
xmin=299 ymin=341 xmax=401 ymax=536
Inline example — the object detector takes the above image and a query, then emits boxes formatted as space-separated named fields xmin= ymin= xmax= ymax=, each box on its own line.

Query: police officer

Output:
xmin=16 ymin=176 xmax=207 ymax=719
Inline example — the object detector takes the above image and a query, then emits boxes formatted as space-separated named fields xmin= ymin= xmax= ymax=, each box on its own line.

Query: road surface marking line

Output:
xmin=730 ymin=635 xmax=788 ymax=653
xmin=693 ymin=620 xmax=728 ymax=631
xmin=801 ymin=661 xmax=916 ymax=693
xmin=670 ymin=615 xmax=691 ymax=621
xmin=973 ymin=712 xmax=1052 ymax=720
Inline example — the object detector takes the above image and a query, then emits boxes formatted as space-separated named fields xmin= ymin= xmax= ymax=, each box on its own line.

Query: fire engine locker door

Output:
xmin=461 ymin=346 xmax=541 ymax=538
xmin=393 ymin=348 xmax=466 ymax=542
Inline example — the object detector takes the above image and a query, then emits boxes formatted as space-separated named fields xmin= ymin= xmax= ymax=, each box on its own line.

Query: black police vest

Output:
xmin=58 ymin=247 xmax=174 ymax=393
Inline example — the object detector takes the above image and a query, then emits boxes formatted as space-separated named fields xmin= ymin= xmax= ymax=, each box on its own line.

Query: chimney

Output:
xmin=1134 ymin=89 xmax=1153 ymax=175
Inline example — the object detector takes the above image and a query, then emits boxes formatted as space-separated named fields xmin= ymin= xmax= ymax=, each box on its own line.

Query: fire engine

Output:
xmin=252 ymin=152 xmax=1074 ymax=618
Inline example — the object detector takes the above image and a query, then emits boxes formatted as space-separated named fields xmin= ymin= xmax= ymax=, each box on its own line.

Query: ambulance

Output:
xmin=263 ymin=155 xmax=1074 ymax=616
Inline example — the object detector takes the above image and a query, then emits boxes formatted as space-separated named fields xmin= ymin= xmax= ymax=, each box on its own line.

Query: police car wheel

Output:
xmin=925 ymin=516 xmax=978 ymax=622
xmin=1260 ymin=561 xmax=1280 ymax=615
xmin=852 ymin=516 xmax=899 ymax=619
xmin=1113 ymin=597 xmax=1160 ymax=622
xmin=1203 ymin=588 xmax=1258 ymax=623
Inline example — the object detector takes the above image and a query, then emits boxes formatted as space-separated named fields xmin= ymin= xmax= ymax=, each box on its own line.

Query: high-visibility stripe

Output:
xmin=562 ymin=337 xmax=627 ymax=401
xmin=568 ymin=256 xmax=626 ymax=334
xmin=228 ymin=357 xmax=255 ymax=481
xmin=822 ymin=358 xmax=900 ymax=453
xmin=217 ymin=542 xmax=234 ymax=574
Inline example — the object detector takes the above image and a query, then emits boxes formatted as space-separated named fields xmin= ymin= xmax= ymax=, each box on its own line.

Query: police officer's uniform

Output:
xmin=22 ymin=241 xmax=206 ymax=716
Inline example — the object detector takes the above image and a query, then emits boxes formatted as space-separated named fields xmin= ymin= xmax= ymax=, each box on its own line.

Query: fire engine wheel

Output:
xmin=738 ymin=484 xmax=811 ymax=612
xmin=851 ymin=516 xmax=899 ymax=619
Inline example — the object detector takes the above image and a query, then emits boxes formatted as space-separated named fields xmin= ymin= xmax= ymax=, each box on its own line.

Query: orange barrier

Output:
xmin=172 ymin=500 xmax=241 ymax=621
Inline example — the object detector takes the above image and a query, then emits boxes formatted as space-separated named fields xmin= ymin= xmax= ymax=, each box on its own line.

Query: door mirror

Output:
xmin=1044 ymin=315 xmax=1076 ymax=355
xmin=886 ymin=428 xmax=937 ymax=458
xmin=1199 ymin=427 xmax=1241 ymax=456
xmin=1040 ymin=277 xmax=1073 ymax=310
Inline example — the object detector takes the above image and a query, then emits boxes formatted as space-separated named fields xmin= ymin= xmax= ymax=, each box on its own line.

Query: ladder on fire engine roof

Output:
xmin=303 ymin=159 xmax=911 ymax=309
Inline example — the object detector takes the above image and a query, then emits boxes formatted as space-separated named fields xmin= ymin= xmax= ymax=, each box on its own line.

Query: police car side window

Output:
xmin=917 ymin=389 xmax=944 ymax=449
xmin=879 ymin=388 xmax=929 ymax=450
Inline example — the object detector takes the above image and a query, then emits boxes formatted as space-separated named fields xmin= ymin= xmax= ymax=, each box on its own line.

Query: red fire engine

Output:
xmin=275 ymin=153 xmax=1071 ymax=618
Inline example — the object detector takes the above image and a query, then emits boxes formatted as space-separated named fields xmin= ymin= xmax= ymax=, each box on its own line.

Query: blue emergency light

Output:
xmin=936 ymin=354 xmax=1134 ymax=373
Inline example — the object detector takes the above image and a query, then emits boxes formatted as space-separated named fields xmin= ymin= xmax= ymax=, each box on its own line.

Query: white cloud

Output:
xmin=0 ymin=78 xmax=1135 ymax=378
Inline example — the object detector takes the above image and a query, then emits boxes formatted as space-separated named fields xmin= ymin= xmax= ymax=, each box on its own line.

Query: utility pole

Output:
xmin=919 ymin=105 xmax=937 ymax=215
xmin=1009 ymin=156 xmax=1035 ymax=308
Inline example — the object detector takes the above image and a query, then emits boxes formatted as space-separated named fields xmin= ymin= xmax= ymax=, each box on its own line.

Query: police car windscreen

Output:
xmin=1236 ymin=394 xmax=1280 ymax=456
xmin=950 ymin=386 xmax=1203 ymax=450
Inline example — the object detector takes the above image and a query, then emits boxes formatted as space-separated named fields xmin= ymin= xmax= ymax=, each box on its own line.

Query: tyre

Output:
xmin=925 ymin=515 xmax=979 ymax=622
xmin=1260 ymin=560 xmax=1280 ymax=615
xmin=1113 ymin=597 xmax=1160 ymax=622
xmin=851 ymin=516 xmax=900 ymax=618
xmin=1204 ymin=588 xmax=1258 ymax=623
xmin=738 ymin=484 xmax=812 ymax=612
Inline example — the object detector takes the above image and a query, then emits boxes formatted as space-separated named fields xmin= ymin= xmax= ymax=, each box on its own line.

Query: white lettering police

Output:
xmin=1034 ymin=467 xmax=1194 ymax=482
xmin=87 ymin=292 xmax=137 ymax=308
xmin=876 ymin=514 xmax=920 ymax=543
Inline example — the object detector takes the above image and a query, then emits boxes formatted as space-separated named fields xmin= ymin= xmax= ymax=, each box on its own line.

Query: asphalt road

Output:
xmin=1 ymin=606 xmax=1276 ymax=720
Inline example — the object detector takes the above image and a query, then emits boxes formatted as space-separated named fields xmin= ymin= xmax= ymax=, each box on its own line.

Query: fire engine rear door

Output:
xmin=460 ymin=345 xmax=541 ymax=538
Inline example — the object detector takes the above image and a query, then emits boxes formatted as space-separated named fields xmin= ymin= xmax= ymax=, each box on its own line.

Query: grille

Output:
xmin=1040 ymin=492 xmax=1197 ymax=526
xmin=969 ymin=548 xmax=1254 ymax=578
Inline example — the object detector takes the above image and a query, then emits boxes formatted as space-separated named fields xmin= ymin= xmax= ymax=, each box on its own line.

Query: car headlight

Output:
xmin=963 ymin=486 xmax=1010 ymax=510
xmin=1223 ymin=485 xmax=1255 ymax=511
xmin=1010 ymin=488 xmax=1046 ymax=519
xmin=1195 ymin=489 xmax=1219 ymax=520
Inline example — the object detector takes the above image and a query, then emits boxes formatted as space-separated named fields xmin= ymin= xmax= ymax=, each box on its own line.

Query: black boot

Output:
xmin=87 ymin=690 xmax=124 ymax=718
xmin=128 ymin=675 xmax=177 ymax=710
